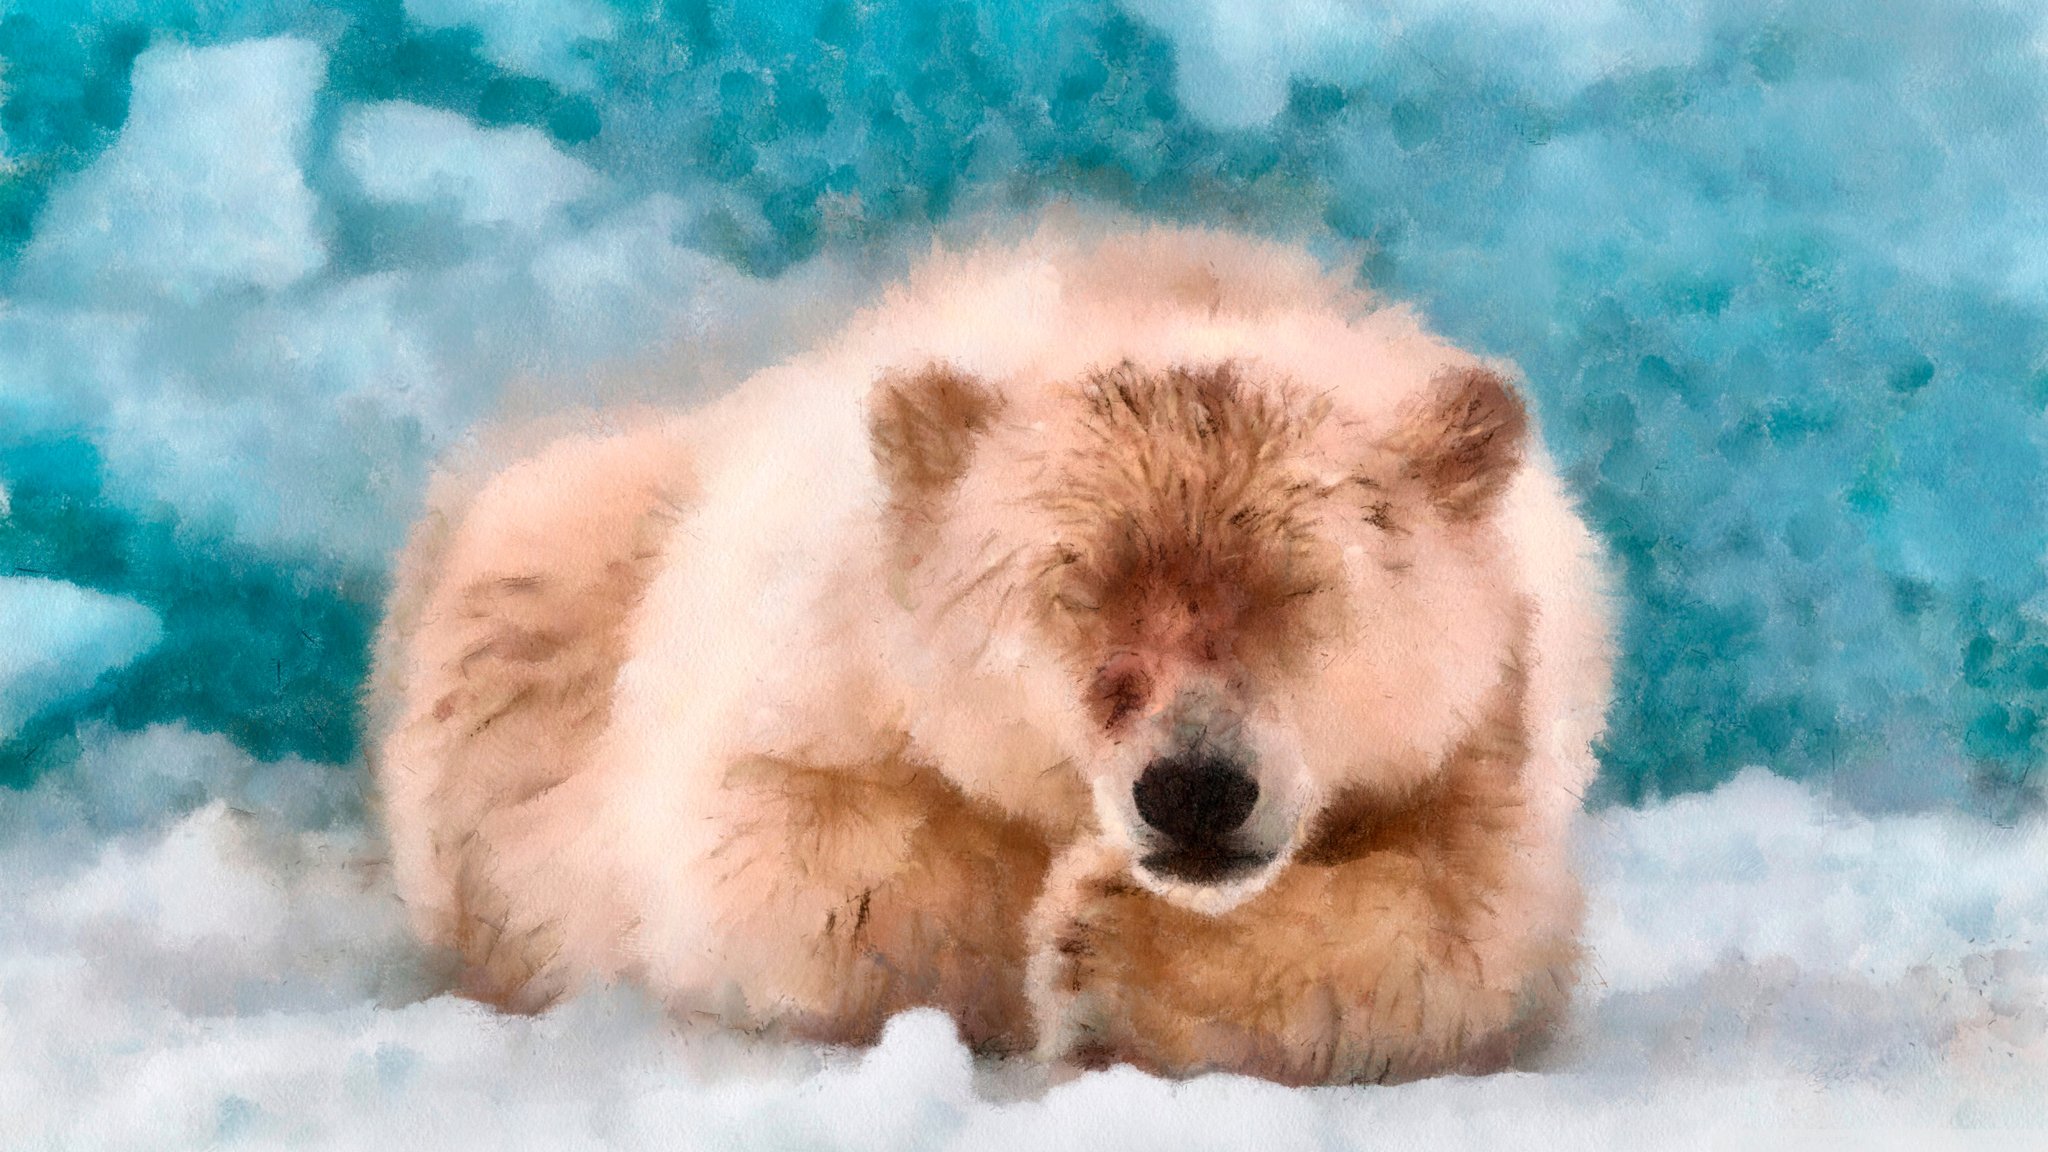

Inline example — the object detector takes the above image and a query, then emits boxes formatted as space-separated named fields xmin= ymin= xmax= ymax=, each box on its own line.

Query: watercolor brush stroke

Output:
xmin=0 ymin=0 xmax=2045 ymax=1147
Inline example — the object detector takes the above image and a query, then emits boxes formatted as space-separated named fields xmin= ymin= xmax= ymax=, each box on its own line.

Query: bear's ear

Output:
xmin=868 ymin=362 xmax=1005 ymax=504
xmin=1384 ymin=365 xmax=1527 ymax=522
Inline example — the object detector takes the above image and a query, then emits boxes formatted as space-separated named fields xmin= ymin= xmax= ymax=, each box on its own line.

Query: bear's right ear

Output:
xmin=867 ymin=362 xmax=1005 ymax=505
xmin=1383 ymin=364 xmax=1528 ymax=523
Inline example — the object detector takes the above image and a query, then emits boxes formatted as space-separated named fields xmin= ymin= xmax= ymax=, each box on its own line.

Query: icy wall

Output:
xmin=4 ymin=0 xmax=2048 ymax=812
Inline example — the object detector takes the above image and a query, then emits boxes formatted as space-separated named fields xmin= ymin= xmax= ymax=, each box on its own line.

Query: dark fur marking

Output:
xmin=1038 ymin=361 xmax=1346 ymax=680
xmin=465 ymin=683 xmax=536 ymax=737
xmin=869 ymin=362 xmax=1005 ymax=503
xmin=1069 ymin=1039 xmax=1117 ymax=1070
xmin=1088 ymin=661 xmax=1153 ymax=730
xmin=1390 ymin=366 xmax=1528 ymax=522
xmin=1297 ymin=629 xmax=1533 ymax=955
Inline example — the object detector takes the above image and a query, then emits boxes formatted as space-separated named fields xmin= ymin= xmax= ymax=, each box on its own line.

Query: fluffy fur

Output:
xmin=368 ymin=221 xmax=1615 ymax=1082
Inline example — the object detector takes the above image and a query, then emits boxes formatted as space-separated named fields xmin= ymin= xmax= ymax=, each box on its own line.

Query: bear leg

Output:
xmin=1026 ymin=837 xmax=1578 ymax=1085
xmin=677 ymin=755 xmax=1055 ymax=1053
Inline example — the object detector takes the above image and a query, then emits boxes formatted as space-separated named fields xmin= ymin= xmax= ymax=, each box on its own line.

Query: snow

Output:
xmin=402 ymin=0 xmax=616 ymax=93
xmin=0 ymin=740 xmax=2040 ymax=1149
xmin=1125 ymin=0 xmax=1715 ymax=128
xmin=0 ymin=578 xmax=161 ymax=741
xmin=23 ymin=38 xmax=328 ymax=304
xmin=337 ymin=102 xmax=599 ymax=232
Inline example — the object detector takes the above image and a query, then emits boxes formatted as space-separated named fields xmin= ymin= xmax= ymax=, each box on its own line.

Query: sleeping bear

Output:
xmin=368 ymin=221 xmax=1614 ymax=1085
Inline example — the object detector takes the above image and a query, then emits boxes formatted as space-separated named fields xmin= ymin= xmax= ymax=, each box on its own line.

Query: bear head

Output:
xmin=869 ymin=356 xmax=1531 ymax=915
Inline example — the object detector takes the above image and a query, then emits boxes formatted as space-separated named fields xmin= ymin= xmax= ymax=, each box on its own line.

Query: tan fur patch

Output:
xmin=712 ymin=753 xmax=1053 ymax=1051
xmin=868 ymin=362 xmax=1005 ymax=506
xmin=1299 ymin=641 xmax=1529 ymax=875
xmin=1033 ymin=362 xmax=1345 ymax=690
xmin=1387 ymin=366 xmax=1528 ymax=522
xmin=370 ymin=425 xmax=690 ymax=1007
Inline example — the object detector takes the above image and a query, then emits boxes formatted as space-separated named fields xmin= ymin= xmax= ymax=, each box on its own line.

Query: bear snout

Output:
xmin=1132 ymin=752 xmax=1269 ymax=883
xmin=1134 ymin=752 xmax=1258 ymax=841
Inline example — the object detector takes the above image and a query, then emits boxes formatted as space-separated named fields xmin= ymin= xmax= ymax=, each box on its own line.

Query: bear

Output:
xmin=367 ymin=219 xmax=1615 ymax=1084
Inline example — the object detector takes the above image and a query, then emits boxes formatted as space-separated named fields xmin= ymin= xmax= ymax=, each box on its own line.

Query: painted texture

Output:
xmin=1 ymin=0 xmax=2046 ymax=1142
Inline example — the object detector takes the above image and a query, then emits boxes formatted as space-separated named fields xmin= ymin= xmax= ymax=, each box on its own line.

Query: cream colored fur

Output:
xmin=369 ymin=220 xmax=1614 ymax=1080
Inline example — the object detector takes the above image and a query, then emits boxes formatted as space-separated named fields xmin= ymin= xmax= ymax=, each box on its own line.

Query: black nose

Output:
xmin=1133 ymin=753 xmax=1259 ymax=846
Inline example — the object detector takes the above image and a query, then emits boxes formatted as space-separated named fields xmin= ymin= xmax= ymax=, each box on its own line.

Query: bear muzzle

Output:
xmin=1131 ymin=751 xmax=1270 ymax=884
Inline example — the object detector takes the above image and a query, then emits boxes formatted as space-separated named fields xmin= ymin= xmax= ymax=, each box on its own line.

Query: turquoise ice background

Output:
xmin=6 ymin=0 xmax=2048 ymax=818
xmin=4 ymin=3 xmax=2048 ymax=1145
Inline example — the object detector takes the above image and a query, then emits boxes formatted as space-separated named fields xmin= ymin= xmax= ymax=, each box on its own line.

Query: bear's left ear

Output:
xmin=1385 ymin=365 xmax=1527 ymax=522
xmin=867 ymin=362 xmax=1006 ymax=506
